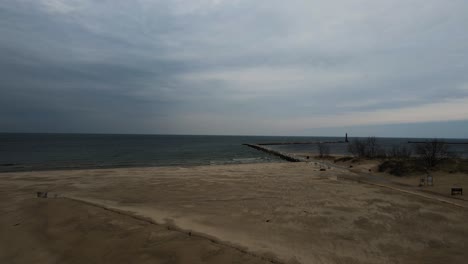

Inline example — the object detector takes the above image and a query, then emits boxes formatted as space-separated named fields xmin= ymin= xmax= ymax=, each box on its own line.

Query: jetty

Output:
xmin=243 ymin=144 xmax=302 ymax=162
xmin=408 ymin=141 xmax=468 ymax=144
xmin=243 ymin=133 xmax=349 ymax=162
xmin=256 ymin=141 xmax=345 ymax=146
xmin=255 ymin=133 xmax=349 ymax=146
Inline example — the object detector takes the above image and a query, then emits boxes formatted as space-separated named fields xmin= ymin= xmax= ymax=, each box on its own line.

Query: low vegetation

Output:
xmin=347 ymin=137 xmax=385 ymax=159
xmin=413 ymin=139 xmax=454 ymax=168
xmin=387 ymin=145 xmax=412 ymax=160
xmin=316 ymin=142 xmax=330 ymax=158
xmin=378 ymin=160 xmax=414 ymax=176
xmin=341 ymin=138 xmax=466 ymax=176
xmin=334 ymin=156 xmax=354 ymax=163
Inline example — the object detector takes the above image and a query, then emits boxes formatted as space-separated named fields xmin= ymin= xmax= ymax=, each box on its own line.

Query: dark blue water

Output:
xmin=0 ymin=133 xmax=467 ymax=172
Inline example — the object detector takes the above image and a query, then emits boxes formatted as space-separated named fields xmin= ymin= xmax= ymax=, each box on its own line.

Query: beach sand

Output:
xmin=1 ymin=162 xmax=468 ymax=263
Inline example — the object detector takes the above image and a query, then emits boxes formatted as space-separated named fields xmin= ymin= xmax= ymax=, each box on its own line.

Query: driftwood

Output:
xmin=36 ymin=192 xmax=48 ymax=198
xmin=451 ymin=188 xmax=463 ymax=195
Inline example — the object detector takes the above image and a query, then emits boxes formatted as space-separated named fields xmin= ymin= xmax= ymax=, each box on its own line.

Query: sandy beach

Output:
xmin=1 ymin=162 xmax=468 ymax=263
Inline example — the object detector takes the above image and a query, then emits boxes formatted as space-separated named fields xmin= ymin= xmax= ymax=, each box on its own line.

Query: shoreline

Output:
xmin=0 ymin=159 xmax=287 ymax=174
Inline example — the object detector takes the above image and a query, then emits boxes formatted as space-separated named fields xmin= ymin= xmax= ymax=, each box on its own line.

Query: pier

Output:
xmin=256 ymin=141 xmax=345 ymax=146
xmin=408 ymin=141 xmax=468 ymax=144
xmin=243 ymin=134 xmax=349 ymax=162
xmin=243 ymin=144 xmax=302 ymax=162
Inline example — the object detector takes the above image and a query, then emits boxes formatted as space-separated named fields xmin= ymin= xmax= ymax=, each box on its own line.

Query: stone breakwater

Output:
xmin=242 ymin=144 xmax=302 ymax=162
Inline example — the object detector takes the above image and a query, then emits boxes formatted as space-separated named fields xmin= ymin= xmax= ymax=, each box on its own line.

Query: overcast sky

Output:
xmin=1 ymin=0 xmax=468 ymax=137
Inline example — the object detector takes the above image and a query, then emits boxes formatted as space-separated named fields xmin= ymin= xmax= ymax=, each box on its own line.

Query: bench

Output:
xmin=451 ymin=188 xmax=463 ymax=196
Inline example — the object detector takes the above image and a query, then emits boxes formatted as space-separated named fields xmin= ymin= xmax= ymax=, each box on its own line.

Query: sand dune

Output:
xmin=1 ymin=162 xmax=468 ymax=263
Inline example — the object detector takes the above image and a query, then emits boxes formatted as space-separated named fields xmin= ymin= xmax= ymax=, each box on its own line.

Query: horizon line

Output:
xmin=1 ymin=131 xmax=467 ymax=140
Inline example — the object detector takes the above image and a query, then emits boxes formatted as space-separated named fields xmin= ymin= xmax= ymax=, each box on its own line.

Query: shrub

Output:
xmin=348 ymin=139 xmax=366 ymax=158
xmin=378 ymin=160 xmax=409 ymax=176
xmin=347 ymin=137 xmax=383 ymax=159
xmin=387 ymin=145 xmax=412 ymax=160
xmin=413 ymin=139 xmax=451 ymax=168
xmin=334 ymin=156 xmax=353 ymax=163
xmin=316 ymin=142 xmax=330 ymax=158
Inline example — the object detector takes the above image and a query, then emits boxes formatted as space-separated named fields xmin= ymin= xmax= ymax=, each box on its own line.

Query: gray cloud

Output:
xmin=1 ymin=0 xmax=468 ymax=136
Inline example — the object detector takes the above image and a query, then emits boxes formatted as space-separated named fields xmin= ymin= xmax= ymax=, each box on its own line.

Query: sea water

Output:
xmin=0 ymin=133 xmax=467 ymax=172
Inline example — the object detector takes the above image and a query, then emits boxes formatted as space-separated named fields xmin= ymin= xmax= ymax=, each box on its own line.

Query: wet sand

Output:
xmin=1 ymin=162 xmax=468 ymax=263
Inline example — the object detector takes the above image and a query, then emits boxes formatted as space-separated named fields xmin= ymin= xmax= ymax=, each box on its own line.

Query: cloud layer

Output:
xmin=1 ymin=0 xmax=468 ymax=137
